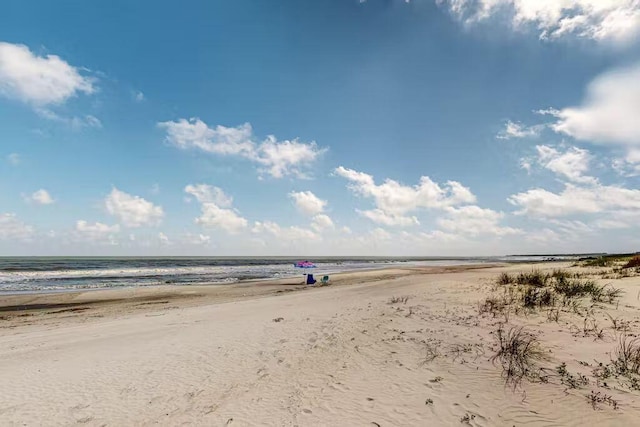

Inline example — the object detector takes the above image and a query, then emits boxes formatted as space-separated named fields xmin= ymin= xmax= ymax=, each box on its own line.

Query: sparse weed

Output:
xmin=556 ymin=362 xmax=590 ymax=389
xmin=612 ymin=336 xmax=640 ymax=375
xmin=490 ymin=325 xmax=544 ymax=388
xmin=587 ymin=390 xmax=618 ymax=410
xmin=497 ymin=272 xmax=515 ymax=286
xmin=389 ymin=295 xmax=410 ymax=304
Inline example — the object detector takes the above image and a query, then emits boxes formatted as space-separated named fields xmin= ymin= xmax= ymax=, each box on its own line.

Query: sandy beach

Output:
xmin=2 ymin=262 xmax=640 ymax=426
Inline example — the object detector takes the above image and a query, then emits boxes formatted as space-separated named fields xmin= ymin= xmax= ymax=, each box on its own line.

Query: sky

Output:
xmin=1 ymin=0 xmax=640 ymax=256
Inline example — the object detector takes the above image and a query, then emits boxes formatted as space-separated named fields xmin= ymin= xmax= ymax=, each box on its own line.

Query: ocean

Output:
xmin=0 ymin=256 xmax=571 ymax=293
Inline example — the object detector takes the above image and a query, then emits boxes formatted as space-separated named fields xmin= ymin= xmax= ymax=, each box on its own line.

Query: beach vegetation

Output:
xmin=388 ymin=295 xmax=410 ymax=304
xmin=587 ymin=390 xmax=619 ymax=410
xmin=623 ymin=255 xmax=640 ymax=269
xmin=490 ymin=325 xmax=544 ymax=388
xmin=612 ymin=336 xmax=640 ymax=375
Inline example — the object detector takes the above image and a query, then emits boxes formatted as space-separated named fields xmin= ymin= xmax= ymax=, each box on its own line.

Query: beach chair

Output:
xmin=306 ymin=274 xmax=317 ymax=285
xmin=320 ymin=275 xmax=330 ymax=285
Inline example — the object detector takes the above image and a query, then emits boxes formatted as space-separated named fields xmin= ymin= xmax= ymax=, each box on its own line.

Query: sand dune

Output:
xmin=1 ymin=263 xmax=640 ymax=426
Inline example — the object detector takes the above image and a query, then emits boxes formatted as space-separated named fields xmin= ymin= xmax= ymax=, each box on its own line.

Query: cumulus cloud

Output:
xmin=185 ymin=184 xmax=247 ymax=233
xmin=0 ymin=41 xmax=95 ymax=106
xmin=104 ymin=188 xmax=164 ymax=227
xmin=497 ymin=120 xmax=543 ymax=139
xmin=158 ymin=118 xmax=327 ymax=178
xmin=182 ymin=233 xmax=212 ymax=246
xmin=509 ymin=183 xmax=640 ymax=217
xmin=0 ymin=213 xmax=35 ymax=240
xmin=357 ymin=209 xmax=420 ymax=227
xmin=252 ymin=221 xmax=320 ymax=241
xmin=440 ymin=0 xmax=640 ymax=45
xmin=311 ymin=214 xmax=335 ymax=232
xmin=545 ymin=62 xmax=640 ymax=146
xmin=185 ymin=184 xmax=233 ymax=207
xmin=335 ymin=166 xmax=475 ymax=227
xmin=289 ymin=191 xmax=327 ymax=216
xmin=535 ymin=145 xmax=597 ymax=184
xmin=24 ymin=189 xmax=55 ymax=205
xmin=437 ymin=205 xmax=522 ymax=236
xmin=75 ymin=220 xmax=120 ymax=239
xmin=612 ymin=148 xmax=640 ymax=176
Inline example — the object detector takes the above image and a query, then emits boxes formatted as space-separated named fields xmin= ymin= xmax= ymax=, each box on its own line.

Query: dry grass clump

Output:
xmin=612 ymin=336 xmax=640 ymax=375
xmin=583 ymin=257 xmax=612 ymax=268
xmin=622 ymin=255 xmax=640 ymax=269
xmin=490 ymin=325 xmax=545 ymax=388
xmin=486 ymin=269 xmax=623 ymax=322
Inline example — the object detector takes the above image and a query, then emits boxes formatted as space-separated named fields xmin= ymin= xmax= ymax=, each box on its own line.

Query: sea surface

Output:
xmin=0 ymin=256 xmax=573 ymax=293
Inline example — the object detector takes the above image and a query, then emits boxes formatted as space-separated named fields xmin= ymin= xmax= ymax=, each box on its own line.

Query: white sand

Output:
xmin=1 ymin=264 xmax=640 ymax=426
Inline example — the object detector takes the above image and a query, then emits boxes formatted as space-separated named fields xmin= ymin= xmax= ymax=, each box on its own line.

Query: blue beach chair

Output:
xmin=306 ymin=274 xmax=316 ymax=285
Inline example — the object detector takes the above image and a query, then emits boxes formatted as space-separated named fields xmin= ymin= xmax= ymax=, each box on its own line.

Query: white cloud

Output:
xmin=497 ymin=120 xmax=543 ymax=139
xmin=104 ymin=188 xmax=164 ymax=227
xmin=195 ymin=203 xmax=248 ymax=233
xmin=0 ymin=213 xmax=34 ymax=240
xmin=0 ymin=41 xmax=95 ymax=106
xmin=185 ymin=184 xmax=233 ymax=207
xmin=509 ymin=183 xmax=640 ymax=217
xmin=612 ymin=148 xmax=640 ymax=176
xmin=133 ymin=91 xmax=145 ymax=102
xmin=158 ymin=232 xmax=170 ymax=246
xmin=437 ymin=205 xmax=522 ymax=236
xmin=185 ymin=184 xmax=247 ymax=233
xmin=252 ymin=221 xmax=320 ymax=241
xmin=158 ymin=118 xmax=327 ymax=178
xmin=535 ymin=145 xmax=597 ymax=184
xmin=7 ymin=153 xmax=20 ymax=165
xmin=36 ymin=108 xmax=102 ymax=130
xmin=335 ymin=166 xmax=476 ymax=227
xmin=24 ymin=189 xmax=55 ymax=205
xmin=289 ymin=191 xmax=327 ymax=216
xmin=548 ymin=62 xmax=640 ymax=145
xmin=440 ymin=0 xmax=640 ymax=45
xmin=311 ymin=214 xmax=335 ymax=232
xmin=182 ymin=233 xmax=211 ymax=246
xmin=75 ymin=220 xmax=120 ymax=241
xmin=357 ymin=209 xmax=420 ymax=227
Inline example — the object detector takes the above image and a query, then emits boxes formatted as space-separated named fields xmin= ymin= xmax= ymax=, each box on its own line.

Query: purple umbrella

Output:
xmin=294 ymin=260 xmax=316 ymax=269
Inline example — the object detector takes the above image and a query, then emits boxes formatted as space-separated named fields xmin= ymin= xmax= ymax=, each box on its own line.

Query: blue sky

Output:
xmin=2 ymin=0 xmax=640 ymax=256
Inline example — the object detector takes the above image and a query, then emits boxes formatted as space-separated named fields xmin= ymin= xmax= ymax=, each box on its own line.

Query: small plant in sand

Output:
xmin=612 ymin=335 xmax=640 ymax=375
xmin=556 ymin=363 xmax=590 ymax=389
xmin=490 ymin=325 xmax=545 ymax=388
xmin=546 ymin=307 xmax=560 ymax=322
xmin=605 ymin=313 xmax=630 ymax=333
xmin=388 ymin=295 xmax=410 ymax=304
xmin=587 ymin=390 xmax=619 ymax=410
xmin=422 ymin=342 xmax=441 ymax=364
xmin=460 ymin=413 xmax=476 ymax=424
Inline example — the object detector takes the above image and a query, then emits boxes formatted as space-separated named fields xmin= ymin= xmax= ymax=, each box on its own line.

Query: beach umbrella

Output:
xmin=294 ymin=260 xmax=316 ymax=269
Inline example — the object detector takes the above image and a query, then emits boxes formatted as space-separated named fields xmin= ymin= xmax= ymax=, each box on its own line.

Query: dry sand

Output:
xmin=1 ymin=263 xmax=640 ymax=426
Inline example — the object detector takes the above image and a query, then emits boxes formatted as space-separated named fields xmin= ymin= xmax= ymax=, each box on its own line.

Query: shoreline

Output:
xmin=0 ymin=264 xmax=500 ymax=320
